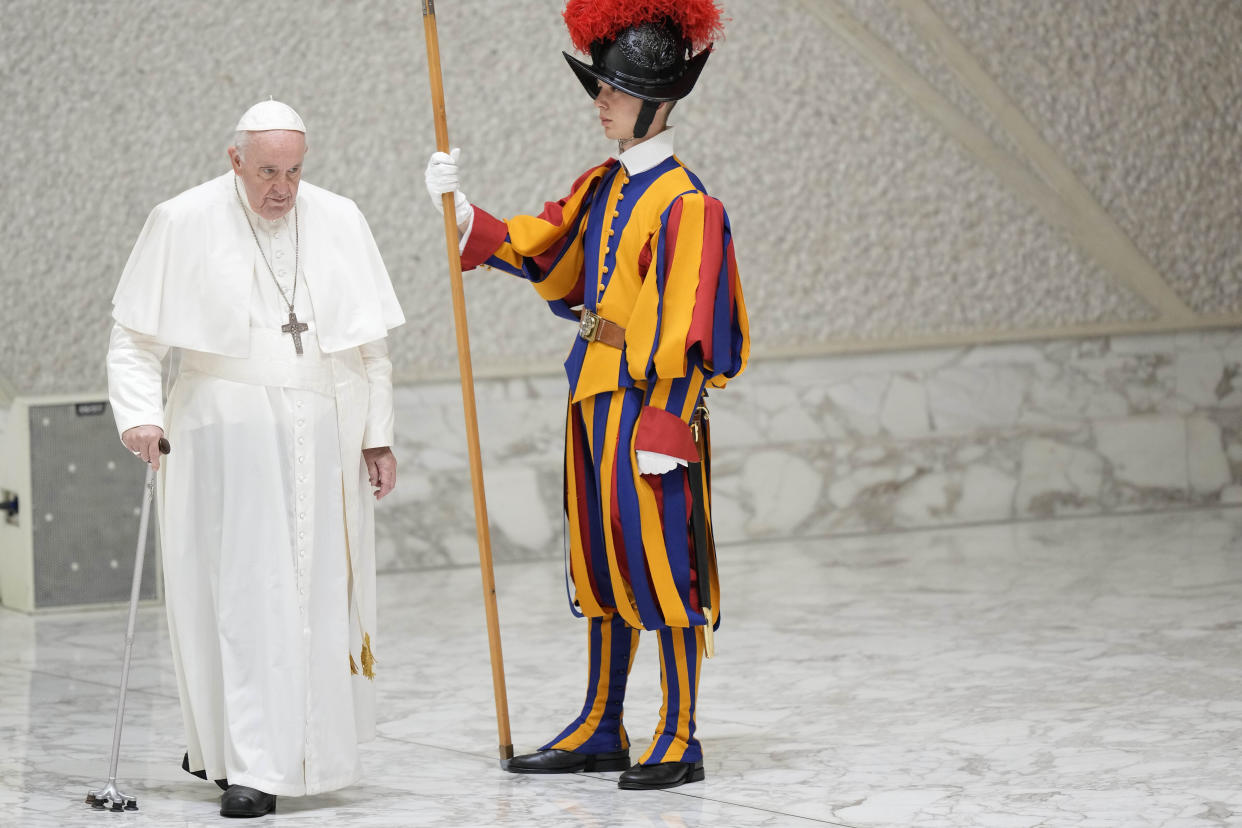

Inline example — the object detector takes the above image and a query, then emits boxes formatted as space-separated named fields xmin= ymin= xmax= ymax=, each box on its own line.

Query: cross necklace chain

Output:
xmin=235 ymin=178 xmax=309 ymax=355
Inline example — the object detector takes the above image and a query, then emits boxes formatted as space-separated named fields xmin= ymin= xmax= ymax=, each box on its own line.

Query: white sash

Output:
xmin=179 ymin=328 xmax=334 ymax=396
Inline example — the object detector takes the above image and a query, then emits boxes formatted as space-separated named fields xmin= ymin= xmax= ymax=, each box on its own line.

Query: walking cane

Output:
xmin=420 ymin=0 xmax=514 ymax=765
xmin=85 ymin=437 xmax=170 ymax=812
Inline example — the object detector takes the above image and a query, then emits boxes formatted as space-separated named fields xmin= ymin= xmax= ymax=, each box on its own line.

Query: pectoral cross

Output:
xmin=281 ymin=311 xmax=309 ymax=355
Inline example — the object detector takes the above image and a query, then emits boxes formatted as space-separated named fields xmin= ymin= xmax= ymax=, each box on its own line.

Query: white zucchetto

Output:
xmin=235 ymin=99 xmax=306 ymax=133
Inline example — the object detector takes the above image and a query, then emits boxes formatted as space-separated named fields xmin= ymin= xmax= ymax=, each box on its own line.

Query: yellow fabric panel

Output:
xmin=539 ymin=244 xmax=587 ymax=303
xmin=598 ymin=393 xmax=643 ymax=630
xmin=594 ymin=171 xmax=628 ymax=291
xmin=571 ymin=343 xmax=625 ymax=404
xmin=619 ymin=171 xmax=700 ymax=383
xmin=647 ymin=377 xmax=673 ymax=411
xmin=601 ymin=169 xmax=685 ymax=328
xmin=654 ymin=193 xmax=706 ymax=379
xmin=566 ymin=396 xmax=604 ymax=618
xmin=487 ymin=245 xmax=525 ymax=274
xmin=636 ymin=627 xmax=704 ymax=765
xmin=624 ymin=288 xmax=660 ymax=378
xmin=554 ymin=619 xmax=618 ymax=751
xmin=632 ymin=464 xmax=689 ymax=628
xmin=641 ymin=367 xmax=704 ymax=423
xmin=680 ymin=367 xmax=705 ymax=421
xmin=493 ymin=166 xmax=607 ymax=302
xmin=669 ymin=630 xmax=694 ymax=761
xmin=602 ymin=225 xmax=645 ymax=322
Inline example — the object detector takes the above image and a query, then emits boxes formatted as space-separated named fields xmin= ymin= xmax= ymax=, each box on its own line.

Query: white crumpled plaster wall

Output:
xmin=0 ymin=0 xmax=1238 ymax=398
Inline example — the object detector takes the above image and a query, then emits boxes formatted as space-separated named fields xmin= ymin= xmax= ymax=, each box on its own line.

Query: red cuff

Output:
xmin=460 ymin=207 xmax=510 ymax=271
xmin=635 ymin=406 xmax=699 ymax=464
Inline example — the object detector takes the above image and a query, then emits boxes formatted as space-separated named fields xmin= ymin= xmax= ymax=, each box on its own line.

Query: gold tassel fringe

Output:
xmin=348 ymin=634 xmax=377 ymax=680
xmin=360 ymin=632 xmax=376 ymax=680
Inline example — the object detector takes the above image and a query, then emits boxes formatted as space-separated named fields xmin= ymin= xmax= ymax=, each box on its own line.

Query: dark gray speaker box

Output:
xmin=1 ymin=395 xmax=161 ymax=612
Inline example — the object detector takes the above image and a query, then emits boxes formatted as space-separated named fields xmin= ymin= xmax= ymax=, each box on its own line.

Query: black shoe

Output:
xmin=506 ymin=748 xmax=631 ymax=774
xmin=181 ymin=752 xmax=229 ymax=792
xmin=618 ymin=760 xmax=705 ymax=790
xmin=219 ymin=785 xmax=277 ymax=818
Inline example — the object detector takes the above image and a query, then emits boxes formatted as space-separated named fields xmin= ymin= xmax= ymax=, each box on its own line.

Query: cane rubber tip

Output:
xmin=498 ymin=758 xmax=510 ymax=771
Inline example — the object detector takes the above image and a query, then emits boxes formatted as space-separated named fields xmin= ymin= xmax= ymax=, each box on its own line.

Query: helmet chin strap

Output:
xmin=617 ymin=99 xmax=661 ymax=152
xmin=633 ymin=99 xmax=660 ymax=139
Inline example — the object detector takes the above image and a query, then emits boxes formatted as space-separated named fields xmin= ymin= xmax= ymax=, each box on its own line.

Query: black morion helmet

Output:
xmin=563 ymin=17 xmax=712 ymax=139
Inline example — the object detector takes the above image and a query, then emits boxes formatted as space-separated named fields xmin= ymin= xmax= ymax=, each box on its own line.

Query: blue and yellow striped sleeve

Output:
xmin=460 ymin=163 xmax=613 ymax=308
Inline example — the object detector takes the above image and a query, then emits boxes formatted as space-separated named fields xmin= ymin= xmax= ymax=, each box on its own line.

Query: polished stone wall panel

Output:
xmin=372 ymin=329 xmax=1242 ymax=572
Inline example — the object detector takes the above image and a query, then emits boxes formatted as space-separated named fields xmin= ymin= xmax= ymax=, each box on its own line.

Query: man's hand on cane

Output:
xmin=121 ymin=425 xmax=167 ymax=470
xmin=363 ymin=447 xmax=397 ymax=501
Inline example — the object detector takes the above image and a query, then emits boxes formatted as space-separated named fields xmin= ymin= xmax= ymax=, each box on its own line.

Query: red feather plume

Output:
xmin=563 ymin=0 xmax=725 ymax=53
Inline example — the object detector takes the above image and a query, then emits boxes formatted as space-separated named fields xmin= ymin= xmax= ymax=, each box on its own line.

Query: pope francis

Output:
xmin=105 ymin=100 xmax=404 ymax=818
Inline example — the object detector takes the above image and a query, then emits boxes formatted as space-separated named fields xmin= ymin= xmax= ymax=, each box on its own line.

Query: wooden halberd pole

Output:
xmin=420 ymin=0 xmax=514 ymax=763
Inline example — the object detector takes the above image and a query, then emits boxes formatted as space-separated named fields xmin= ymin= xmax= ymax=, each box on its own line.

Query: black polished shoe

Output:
xmin=506 ymin=748 xmax=631 ymax=774
xmin=618 ymin=760 xmax=705 ymax=790
xmin=181 ymin=752 xmax=229 ymax=792
xmin=219 ymin=785 xmax=277 ymax=818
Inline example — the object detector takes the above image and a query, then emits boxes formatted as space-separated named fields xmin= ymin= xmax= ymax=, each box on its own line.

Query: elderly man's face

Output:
xmin=228 ymin=130 xmax=306 ymax=221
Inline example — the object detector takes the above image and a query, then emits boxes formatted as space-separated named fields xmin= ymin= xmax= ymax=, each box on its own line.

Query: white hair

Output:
xmin=231 ymin=130 xmax=252 ymax=160
xmin=230 ymin=129 xmax=307 ymax=161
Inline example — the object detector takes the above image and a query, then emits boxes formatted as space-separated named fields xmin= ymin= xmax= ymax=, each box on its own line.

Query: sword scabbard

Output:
xmin=687 ymin=403 xmax=716 ymax=657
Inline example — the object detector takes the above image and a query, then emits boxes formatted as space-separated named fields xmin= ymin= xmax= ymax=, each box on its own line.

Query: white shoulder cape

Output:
xmin=112 ymin=172 xmax=404 ymax=355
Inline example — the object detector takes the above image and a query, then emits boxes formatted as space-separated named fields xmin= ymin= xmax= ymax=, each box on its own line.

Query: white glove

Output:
xmin=425 ymin=148 xmax=473 ymax=231
xmin=636 ymin=450 xmax=688 ymax=475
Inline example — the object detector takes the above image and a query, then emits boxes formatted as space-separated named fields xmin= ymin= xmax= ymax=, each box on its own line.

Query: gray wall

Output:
xmin=1 ymin=0 xmax=1240 ymax=399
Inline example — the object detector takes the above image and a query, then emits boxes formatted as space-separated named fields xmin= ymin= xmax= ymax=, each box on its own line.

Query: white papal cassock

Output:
xmin=106 ymin=172 xmax=404 ymax=796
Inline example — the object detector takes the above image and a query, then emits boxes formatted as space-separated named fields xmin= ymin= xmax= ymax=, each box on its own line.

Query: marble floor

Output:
xmin=2 ymin=507 xmax=1241 ymax=827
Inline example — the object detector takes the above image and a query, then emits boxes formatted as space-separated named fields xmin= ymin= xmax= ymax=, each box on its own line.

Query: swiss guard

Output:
xmin=424 ymin=0 xmax=749 ymax=790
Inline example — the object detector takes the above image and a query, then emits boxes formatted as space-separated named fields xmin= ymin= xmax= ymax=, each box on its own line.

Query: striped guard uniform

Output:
xmin=460 ymin=129 xmax=749 ymax=765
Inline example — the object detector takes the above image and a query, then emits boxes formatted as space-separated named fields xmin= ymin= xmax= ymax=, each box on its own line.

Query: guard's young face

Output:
xmin=595 ymin=83 xmax=646 ymax=141
xmin=228 ymin=130 xmax=306 ymax=221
